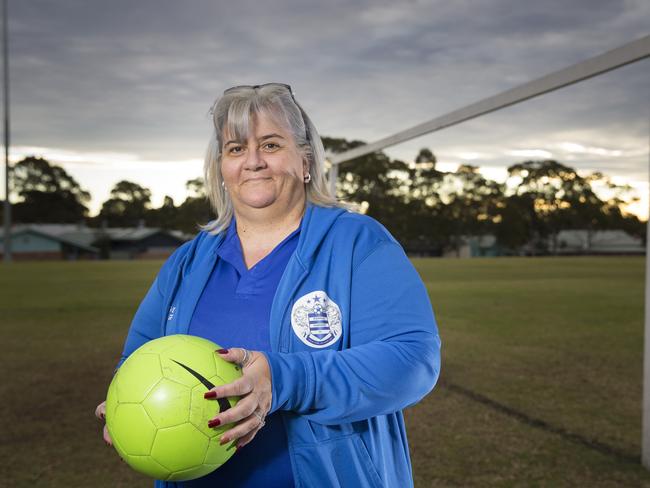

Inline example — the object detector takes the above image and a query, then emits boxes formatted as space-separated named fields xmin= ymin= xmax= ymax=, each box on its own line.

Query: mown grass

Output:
xmin=0 ymin=257 xmax=647 ymax=487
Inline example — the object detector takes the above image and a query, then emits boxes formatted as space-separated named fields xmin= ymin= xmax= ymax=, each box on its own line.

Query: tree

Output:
xmin=11 ymin=156 xmax=91 ymax=223
xmin=89 ymin=177 xmax=211 ymax=234
xmin=495 ymin=193 xmax=536 ymax=252
xmin=589 ymin=174 xmax=645 ymax=244
xmin=186 ymin=178 xmax=207 ymax=199
xmin=175 ymin=178 xmax=213 ymax=234
xmin=437 ymin=165 xmax=504 ymax=256
xmin=323 ymin=137 xmax=413 ymax=243
xmin=145 ymin=195 xmax=178 ymax=230
xmin=96 ymin=180 xmax=152 ymax=227
xmin=506 ymin=160 xmax=592 ymax=253
xmin=415 ymin=148 xmax=436 ymax=165
xmin=108 ymin=180 xmax=152 ymax=206
xmin=397 ymin=148 xmax=447 ymax=254
xmin=408 ymin=148 xmax=443 ymax=205
xmin=501 ymin=160 xmax=644 ymax=253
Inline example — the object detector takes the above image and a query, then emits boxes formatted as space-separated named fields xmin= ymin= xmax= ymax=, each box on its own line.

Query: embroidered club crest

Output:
xmin=291 ymin=291 xmax=342 ymax=348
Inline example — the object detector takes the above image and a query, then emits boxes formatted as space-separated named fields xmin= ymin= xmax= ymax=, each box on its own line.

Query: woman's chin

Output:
xmin=240 ymin=195 xmax=278 ymax=210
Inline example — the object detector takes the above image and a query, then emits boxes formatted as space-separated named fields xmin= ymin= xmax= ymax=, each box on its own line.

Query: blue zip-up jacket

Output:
xmin=119 ymin=204 xmax=441 ymax=488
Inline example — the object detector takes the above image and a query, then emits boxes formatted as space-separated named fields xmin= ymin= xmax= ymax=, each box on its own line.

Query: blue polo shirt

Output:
xmin=184 ymin=218 xmax=299 ymax=488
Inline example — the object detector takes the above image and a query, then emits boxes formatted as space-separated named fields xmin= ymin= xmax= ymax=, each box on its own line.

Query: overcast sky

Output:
xmin=3 ymin=0 xmax=649 ymax=218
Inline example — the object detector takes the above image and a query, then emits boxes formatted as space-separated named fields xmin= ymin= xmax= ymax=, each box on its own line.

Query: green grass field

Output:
xmin=0 ymin=257 xmax=647 ymax=487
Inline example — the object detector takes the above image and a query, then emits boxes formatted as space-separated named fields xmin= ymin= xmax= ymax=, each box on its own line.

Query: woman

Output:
xmin=96 ymin=83 xmax=441 ymax=487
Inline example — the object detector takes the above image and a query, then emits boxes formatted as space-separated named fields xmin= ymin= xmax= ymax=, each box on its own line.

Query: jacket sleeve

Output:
xmin=265 ymin=241 xmax=441 ymax=424
xmin=115 ymin=241 xmax=191 ymax=370
xmin=115 ymin=275 xmax=166 ymax=370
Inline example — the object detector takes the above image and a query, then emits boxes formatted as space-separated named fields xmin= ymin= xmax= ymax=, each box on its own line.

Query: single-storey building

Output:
xmin=555 ymin=229 xmax=644 ymax=255
xmin=99 ymin=227 xmax=190 ymax=259
xmin=0 ymin=224 xmax=192 ymax=260
xmin=0 ymin=225 xmax=99 ymax=260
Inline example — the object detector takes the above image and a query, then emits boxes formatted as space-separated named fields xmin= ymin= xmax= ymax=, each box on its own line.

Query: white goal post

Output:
xmin=326 ymin=34 xmax=650 ymax=467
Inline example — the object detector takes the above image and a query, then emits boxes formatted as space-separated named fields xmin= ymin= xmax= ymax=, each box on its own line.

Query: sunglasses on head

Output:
xmin=222 ymin=83 xmax=311 ymax=143
xmin=223 ymin=82 xmax=294 ymax=96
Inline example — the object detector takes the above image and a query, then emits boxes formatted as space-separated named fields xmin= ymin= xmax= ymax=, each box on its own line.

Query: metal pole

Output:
xmin=641 ymin=127 xmax=650 ymax=469
xmin=330 ymin=35 xmax=650 ymax=166
xmin=323 ymin=33 xmax=650 ymax=467
xmin=2 ymin=0 xmax=10 ymax=263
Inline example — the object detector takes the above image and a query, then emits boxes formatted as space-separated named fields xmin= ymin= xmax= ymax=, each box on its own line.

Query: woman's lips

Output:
xmin=243 ymin=177 xmax=272 ymax=183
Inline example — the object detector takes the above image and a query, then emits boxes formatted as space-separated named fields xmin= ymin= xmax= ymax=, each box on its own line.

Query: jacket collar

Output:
xmin=203 ymin=203 xmax=347 ymax=267
xmin=293 ymin=203 xmax=347 ymax=270
xmin=170 ymin=203 xmax=347 ymax=339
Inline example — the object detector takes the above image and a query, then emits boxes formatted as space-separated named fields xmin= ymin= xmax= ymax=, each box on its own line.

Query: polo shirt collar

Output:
xmin=216 ymin=215 xmax=304 ymax=277
xmin=215 ymin=218 xmax=248 ymax=276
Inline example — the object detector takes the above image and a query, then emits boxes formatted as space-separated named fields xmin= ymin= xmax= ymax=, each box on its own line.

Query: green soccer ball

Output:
xmin=105 ymin=334 xmax=242 ymax=481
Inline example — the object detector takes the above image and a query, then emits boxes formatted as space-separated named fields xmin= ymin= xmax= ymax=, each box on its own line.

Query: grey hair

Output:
xmin=201 ymin=84 xmax=342 ymax=235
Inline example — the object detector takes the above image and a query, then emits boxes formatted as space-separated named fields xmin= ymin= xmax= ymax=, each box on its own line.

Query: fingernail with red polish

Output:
xmin=216 ymin=348 xmax=229 ymax=354
xmin=204 ymin=391 xmax=217 ymax=399
xmin=208 ymin=419 xmax=221 ymax=428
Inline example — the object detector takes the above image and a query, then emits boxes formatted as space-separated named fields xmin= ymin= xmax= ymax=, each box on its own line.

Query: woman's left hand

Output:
xmin=204 ymin=348 xmax=272 ymax=449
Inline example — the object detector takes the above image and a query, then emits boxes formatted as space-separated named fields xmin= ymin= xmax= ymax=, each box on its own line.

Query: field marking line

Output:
xmin=441 ymin=380 xmax=639 ymax=464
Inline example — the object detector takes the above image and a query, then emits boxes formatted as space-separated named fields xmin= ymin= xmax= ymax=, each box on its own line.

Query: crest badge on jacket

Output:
xmin=291 ymin=291 xmax=342 ymax=348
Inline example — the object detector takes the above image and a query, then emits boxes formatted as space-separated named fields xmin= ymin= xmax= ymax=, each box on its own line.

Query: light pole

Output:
xmin=643 ymin=130 xmax=650 ymax=468
xmin=2 ymin=0 xmax=10 ymax=263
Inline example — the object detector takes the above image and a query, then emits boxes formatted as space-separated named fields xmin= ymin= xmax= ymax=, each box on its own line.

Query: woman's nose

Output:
xmin=243 ymin=147 xmax=266 ymax=171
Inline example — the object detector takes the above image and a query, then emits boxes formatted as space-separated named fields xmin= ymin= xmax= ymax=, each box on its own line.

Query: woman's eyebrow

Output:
xmin=224 ymin=133 xmax=285 ymax=146
xmin=259 ymin=133 xmax=285 ymax=141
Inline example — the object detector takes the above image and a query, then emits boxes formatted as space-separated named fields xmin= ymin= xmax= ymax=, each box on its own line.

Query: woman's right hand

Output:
xmin=95 ymin=401 xmax=113 ymax=446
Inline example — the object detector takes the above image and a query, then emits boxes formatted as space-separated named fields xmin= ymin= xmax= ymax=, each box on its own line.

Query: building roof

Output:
xmin=99 ymin=227 xmax=163 ymax=241
xmin=0 ymin=224 xmax=193 ymax=248
xmin=0 ymin=225 xmax=99 ymax=253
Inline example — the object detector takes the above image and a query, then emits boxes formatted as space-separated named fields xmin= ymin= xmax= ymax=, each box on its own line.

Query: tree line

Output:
xmin=4 ymin=155 xmax=212 ymax=234
xmin=326 ymin=137 xmax=644 ymax=255
xmin=4 ymin=139 xmax=645 ymax=255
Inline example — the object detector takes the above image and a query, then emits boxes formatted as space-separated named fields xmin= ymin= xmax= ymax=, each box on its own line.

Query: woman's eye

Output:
xmin=262 ymin=142 xmax=280 ymax=151
xmin=228 ymin=146 xmax=244 ymax=154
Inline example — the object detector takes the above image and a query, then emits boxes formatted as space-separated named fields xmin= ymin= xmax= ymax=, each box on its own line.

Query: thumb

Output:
xmin=103 ymin=424 xmax=113 ymax=447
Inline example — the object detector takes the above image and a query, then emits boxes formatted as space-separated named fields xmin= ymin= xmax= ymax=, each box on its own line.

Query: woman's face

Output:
xmin=220 ymin=111 xmax=307 ymax=213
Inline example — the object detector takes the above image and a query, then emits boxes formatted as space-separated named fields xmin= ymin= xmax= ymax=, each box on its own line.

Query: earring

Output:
xmin=303 ymin=173 xmax=311 ymax=184
xmin=221 ymin=181 xmax=227 ymax=191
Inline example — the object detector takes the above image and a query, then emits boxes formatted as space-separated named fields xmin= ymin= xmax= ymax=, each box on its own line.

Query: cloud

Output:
xmin=2 ymin=144 xmax=204 ymax=214
xmin=4 ymin=0 xmax=648 ymax=218
xmin=507 ymin=149 xmax=554 ymax=159
xmin=556 ymin=142 xmax=624 ymax=158
xmin=7 ymin=145 xmax=202 ymax=169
